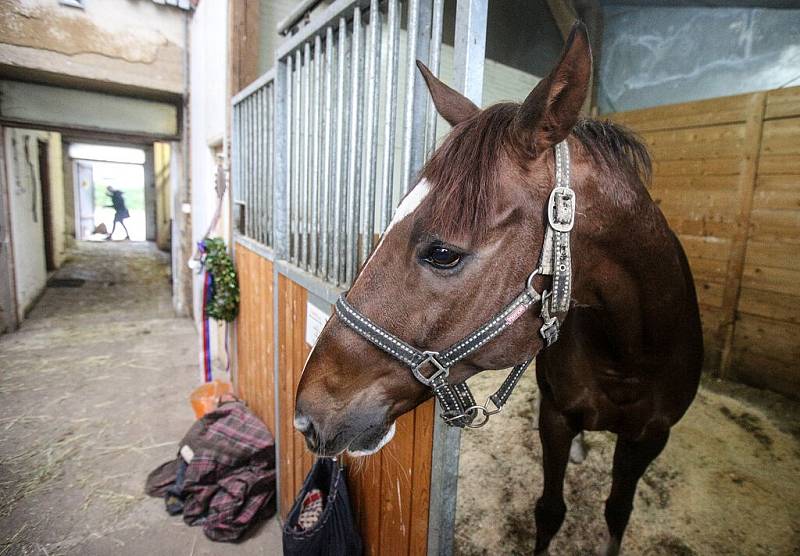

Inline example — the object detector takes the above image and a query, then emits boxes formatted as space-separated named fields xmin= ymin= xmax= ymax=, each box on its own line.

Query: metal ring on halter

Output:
xmin=449 ymin=398 xmax=503 ymax=429
xmin=526 ymin=267 xmax=543 ymax=292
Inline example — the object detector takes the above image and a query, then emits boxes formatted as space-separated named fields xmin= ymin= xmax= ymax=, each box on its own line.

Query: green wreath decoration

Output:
xmin=201 ymin=237 xmax=240 ymax=322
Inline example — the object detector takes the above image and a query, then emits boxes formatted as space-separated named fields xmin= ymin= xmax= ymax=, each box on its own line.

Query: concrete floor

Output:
xmin=0 ymin=242 xmax=281 ymax=555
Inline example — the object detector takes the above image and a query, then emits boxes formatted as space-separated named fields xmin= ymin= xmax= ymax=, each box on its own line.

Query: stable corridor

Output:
xmin=0 ymin=242 xmax=279 ymax=555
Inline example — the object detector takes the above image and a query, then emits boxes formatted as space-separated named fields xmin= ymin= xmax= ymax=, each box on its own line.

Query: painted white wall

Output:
xmin=3 ymin=128 xmax=56 ymax=318
xmin=189 ymin=0 xmax=230 ymax=379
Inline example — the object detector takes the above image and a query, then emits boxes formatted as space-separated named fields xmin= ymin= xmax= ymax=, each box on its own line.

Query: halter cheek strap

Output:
xmin=539 ymin=140 xmax=575 ymax=346
xmin=334 ymin=141 xmax=576 ymax=428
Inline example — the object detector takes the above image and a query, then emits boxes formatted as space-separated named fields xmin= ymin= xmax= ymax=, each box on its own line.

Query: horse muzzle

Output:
xmin=294 ymin=405 xmax=395 ymax=458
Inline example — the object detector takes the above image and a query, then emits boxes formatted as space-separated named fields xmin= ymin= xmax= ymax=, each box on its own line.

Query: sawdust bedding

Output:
xmin=454 ymin=371 xmax=800 ymax=555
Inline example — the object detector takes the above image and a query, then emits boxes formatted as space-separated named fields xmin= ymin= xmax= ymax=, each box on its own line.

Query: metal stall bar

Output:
xmin=310 ymin=35 xmax=322 ymax=276
xmin=231 ymin=68 xmax=276 ymax=249
xmin=261 ymin=86 xmax=268 ymax=245
xmin=426 ymin=0 xmax=445 ymax=156
xmin=401 ymin=0 xmax=433 ymax=195
xmin=248 ymin=94 xmax=256 ymax=238
xmin=293 ymin=51 xmax=302 ymax=265
xmin=360 ymin=0 xmax=381 ymax=264
xmin=331 ymin=18 xmax=347 ymax=285
xmin=379 ymin=0 xmax=400 ymax=230
xmin=427 ymin=2 xmax=488 ymax=554
xmin=278 ymin=59 xmax=292 ymax=261
xmin=267 ymin=84 xmax=274 ymax=246
xmin=242 ymin=95 xmax=249 ymax=237
xmin=345 ymin=6 xmax=364 ymax=285
xmin=321 ymin=26 xmax=334 ymax=281
xmin=301 ymin=44 xmax=311 ymax=270
xmin=251 ymin=93 xmax=258 ymax=242
xmin=260 ymin=89 xmax=267 ymax=243
xmin=232 ymin=95 xmax=241 ymax=230
xmin=286 ymin=56 xmax=295 ymax=262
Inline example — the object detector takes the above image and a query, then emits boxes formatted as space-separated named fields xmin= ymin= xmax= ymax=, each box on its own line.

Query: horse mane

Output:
xmin=420 ymin=105 xmax=651 ymax=241
xmin=571 ymin=118 xmax=652 ymax=188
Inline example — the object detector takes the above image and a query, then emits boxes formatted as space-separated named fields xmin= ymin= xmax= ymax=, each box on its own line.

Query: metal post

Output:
xmin=427 ymin=2 xmax=487 ymax=554
xmin=275 ymin=59 xmax=290 ymax=261
xmin=271 ymin=58 xmax=290 ymax=514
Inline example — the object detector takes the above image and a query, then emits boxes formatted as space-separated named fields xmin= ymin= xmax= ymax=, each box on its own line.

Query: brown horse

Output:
xmin=295 ymin=22 xmax=702 ymax=555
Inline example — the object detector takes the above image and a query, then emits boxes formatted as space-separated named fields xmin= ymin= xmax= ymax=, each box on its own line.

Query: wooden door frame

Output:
xmin=37 ymin=139 xmax=56 ymax=271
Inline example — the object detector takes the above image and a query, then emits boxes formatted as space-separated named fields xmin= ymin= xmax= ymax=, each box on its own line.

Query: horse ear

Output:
xmin=513 ymin=21 xmax=592 ymax=154
xmin=416 ymin=60 xmax=480 ymax=127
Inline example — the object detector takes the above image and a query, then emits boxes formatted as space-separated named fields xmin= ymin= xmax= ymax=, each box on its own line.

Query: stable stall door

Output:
xmin=74 ymin=161 xmax=94 ymax=240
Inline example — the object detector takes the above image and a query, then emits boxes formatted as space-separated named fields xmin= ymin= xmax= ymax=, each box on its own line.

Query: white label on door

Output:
xmin=305 ymin=301 xmax=330 ymax=347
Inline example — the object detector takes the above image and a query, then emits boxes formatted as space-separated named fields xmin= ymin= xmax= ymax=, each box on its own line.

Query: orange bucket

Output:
xmin=190 ymin=379 xmax=233 ymax=419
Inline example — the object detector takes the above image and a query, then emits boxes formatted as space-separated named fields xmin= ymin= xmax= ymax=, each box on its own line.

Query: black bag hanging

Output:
xmin=282 ymin=458 xmax=362 ymax=556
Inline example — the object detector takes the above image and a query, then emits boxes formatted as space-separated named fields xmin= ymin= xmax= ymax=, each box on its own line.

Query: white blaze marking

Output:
xmin=384 ymin=178 xmax=431 ymax=235
xmin=350 ymin=178 xmax=430 ymax=284
xmin=301 ymin=179 xmax=431 ymax=371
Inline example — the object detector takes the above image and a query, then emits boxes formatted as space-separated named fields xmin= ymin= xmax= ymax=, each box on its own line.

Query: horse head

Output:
xmin=295 ymin=23 xmax=592 ymax=457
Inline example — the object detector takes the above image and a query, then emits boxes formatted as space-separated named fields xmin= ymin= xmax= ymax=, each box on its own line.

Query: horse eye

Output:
xmin=425 ymin=246 xmax=461 ymax=269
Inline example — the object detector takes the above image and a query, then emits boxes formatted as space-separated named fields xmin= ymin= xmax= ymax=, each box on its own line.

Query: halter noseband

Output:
xmin=335 ymin=141 xmax=575 ymax=428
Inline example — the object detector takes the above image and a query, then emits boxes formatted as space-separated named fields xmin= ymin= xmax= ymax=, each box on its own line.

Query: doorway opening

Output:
xmin=69 ymin=143 xmax=147 ymax=241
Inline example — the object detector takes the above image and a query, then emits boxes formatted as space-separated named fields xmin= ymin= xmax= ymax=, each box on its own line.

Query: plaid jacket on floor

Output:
xmin=145 ymin=396 xmax=276 ymax=542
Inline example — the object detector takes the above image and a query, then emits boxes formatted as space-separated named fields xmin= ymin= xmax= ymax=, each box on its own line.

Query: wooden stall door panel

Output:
xmin=276 ymin=276 xmax=434 ymax=553
xmin=378 ymin=411 xmax=415 ymax=556
xmin=408 ymin=399 xmax=434 ymax=556
xmin=234 ymin=246 xmax=275 ymax=433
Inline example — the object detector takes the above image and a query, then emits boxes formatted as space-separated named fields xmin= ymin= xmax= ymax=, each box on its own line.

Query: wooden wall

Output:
xmin=732 ymin=88 xmax=800 ymax=394
xmin=276 ymin=274 xmax=435 ymax=555
xmin=234 ymin=245 xmax=275 ymax=433
xmin=610 ymin=86 xmax=799 ymax=397
xmin=229 ymin=0 xmax=262 ymax=95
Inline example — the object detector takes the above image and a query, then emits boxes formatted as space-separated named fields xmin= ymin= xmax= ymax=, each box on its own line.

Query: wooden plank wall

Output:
xmin=731 ymin=88 xmax=800 ymax=394
xmin=234 ymin=245 xmax=275 ymax=434
xmin=276 ymin=274 xmax=435 ymax=555
xmin=609 ymin=86 xmax=799 ymax=397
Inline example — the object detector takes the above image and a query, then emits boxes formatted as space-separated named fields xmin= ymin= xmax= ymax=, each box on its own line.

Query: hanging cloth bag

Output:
xmin=282 ymin=458 xmax=362 ymax=556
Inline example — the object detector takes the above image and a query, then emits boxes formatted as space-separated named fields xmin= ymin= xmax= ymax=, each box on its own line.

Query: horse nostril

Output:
xmin=294 ymin=411 xmax=312 ymax=434
xmin=303 ymin=421 xmax=319 ymax=452
xmin=294 ymin=411 xmax=320 ymax=452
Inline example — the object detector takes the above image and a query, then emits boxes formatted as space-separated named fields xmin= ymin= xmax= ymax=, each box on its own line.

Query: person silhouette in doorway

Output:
xmin=105 ymin=186 xmax=130 ymax=240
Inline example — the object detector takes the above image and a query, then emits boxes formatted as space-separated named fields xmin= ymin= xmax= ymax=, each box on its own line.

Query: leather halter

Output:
xmin=335 ymin=141 xmax=576 ymax=428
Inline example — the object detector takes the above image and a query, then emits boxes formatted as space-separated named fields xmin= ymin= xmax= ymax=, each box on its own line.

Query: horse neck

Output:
xmin=571 ymin=173 xmax=689 ymax=355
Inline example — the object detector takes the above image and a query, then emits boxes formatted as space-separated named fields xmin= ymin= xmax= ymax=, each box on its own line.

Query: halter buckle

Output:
xmin=411 ymin=351 xmax=449 ymax=387
xmin=548 ymin=187 xmax=576 ymax=233
xmin=540 ymin=316 xmax=560 ymax=346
